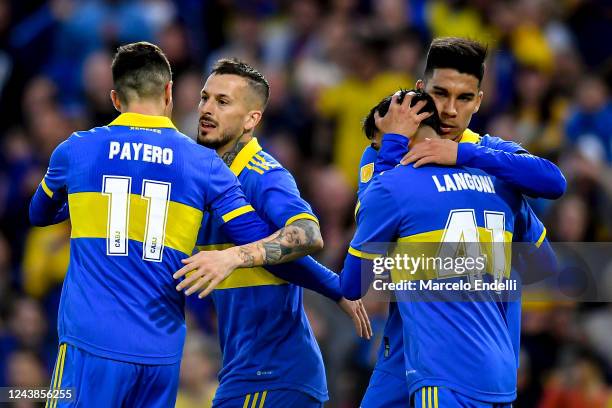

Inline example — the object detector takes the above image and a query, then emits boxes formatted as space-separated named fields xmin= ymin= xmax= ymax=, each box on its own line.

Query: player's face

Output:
xmin=418 ymin=69 xmax=483 ymax=141
xmin=197 ymin=74 xmax=251 ymax=149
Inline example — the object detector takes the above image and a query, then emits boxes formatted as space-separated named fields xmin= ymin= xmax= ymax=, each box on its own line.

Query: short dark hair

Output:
xmin=111 ymin=42 xmax=172 ymax=104
xmin=424 ymin=37 xmax=488 ymax=83
xmin=363 ymin=90 xmax=442 ymax=139
xmin=211 ymin=58 xmax=270 ymax=107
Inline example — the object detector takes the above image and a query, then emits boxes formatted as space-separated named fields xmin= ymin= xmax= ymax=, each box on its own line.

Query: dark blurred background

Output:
xmin=0 ymin=0 xmax=611 ymax=407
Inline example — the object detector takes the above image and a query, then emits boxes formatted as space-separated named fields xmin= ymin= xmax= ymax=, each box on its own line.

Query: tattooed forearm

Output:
xmin=228 ymin=219 xmax=324 ymax=268
xmin=237 ymin=246 xmax=256 ymax=268
xmin=261 ymin=219 xmax=323 ymax=264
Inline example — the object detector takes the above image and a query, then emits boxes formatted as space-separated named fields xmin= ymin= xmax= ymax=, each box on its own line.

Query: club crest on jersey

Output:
xmin=360 ymin=163 xmax=374 ymax=183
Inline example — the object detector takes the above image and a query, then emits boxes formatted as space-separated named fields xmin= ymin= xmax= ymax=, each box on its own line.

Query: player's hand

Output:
xmin=338 ymin=298 xmax=373 ymax=339
xmin=174 ymin=249 xmax=241 ymax=298
xmin=401 ymin=137 xmax=458 ymax=168
xmin=374 ymin=92 xmax=432 ymax=138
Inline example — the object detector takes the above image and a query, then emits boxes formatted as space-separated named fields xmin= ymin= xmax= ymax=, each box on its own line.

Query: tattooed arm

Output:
xmin=174 ymin=219 xmax=323 ymax=298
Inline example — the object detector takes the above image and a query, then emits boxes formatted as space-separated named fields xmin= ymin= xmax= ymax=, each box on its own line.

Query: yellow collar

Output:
xmin=108 ymin=112 xmax=177 ymax=129
xmin=458 ymin=128 xmax=481 ymax=144
xmin=229 ymin=138 xmax=263 ymax=176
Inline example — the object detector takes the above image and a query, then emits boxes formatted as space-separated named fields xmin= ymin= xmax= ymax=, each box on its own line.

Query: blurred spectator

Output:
xmin=539 ymin=350 xmax=612 ymax=408
xmin=175 ymin=333 xmax=219 ymax=408
xmin=82 ymin=50 xmax=115 ymax=124
xmin=6 ymin=349 xmax=48 ymax=387
xmin=316 ymin=32 xmax=412 ymax=187
xmin=21 ymin=222 xmax=69 ymax=299
xmin=172 ymin=69 xmax=202 ymax=138
xmin=566 ymin=75 xmax=612 ymax=164
xmin=205 ymin=9 xmax=263 ymax=74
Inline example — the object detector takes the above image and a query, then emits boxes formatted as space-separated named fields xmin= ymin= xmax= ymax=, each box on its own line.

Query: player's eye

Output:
xmin=218 ymin=99 xmax=229 ymax=106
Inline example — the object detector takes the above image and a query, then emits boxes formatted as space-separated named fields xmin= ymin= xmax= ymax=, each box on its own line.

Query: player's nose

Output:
xmin=443 ymin=100 xmax=457 ymax=117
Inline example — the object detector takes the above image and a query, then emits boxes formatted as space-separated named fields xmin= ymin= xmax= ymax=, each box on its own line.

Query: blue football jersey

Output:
xmin=196 ymin=138 xmax=328 ymax=403
xmin=351 ymin=161 xmax=532 ymax=403
xmin=38 ymin=113 xmax=262 ymax=365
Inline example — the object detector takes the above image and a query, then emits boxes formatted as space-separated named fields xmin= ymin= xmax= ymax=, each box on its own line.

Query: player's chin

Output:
xmin=440 ymin=128 xmax=460 ymax=139
xmin=197 ymin=131 xmax=220 ymax=148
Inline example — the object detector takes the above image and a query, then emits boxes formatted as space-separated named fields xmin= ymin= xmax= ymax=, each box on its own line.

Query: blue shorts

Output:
xmin=213 ymin=389 xmax=323 ymax=408
xmin=412 ymin=386 xmax=513 ymax=408
xmin=46 ymin=343 xmax=180 ymax=408
xmin=361 ymin=369 xmax=410 ymax=407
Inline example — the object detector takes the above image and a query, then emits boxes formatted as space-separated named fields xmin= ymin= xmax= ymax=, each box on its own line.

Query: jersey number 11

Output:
xmin=102 ymin=175 xmax=171 ymax=262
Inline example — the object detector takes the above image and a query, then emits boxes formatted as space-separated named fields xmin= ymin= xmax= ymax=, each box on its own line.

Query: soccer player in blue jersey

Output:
xmin=29 ymin=43 xmax=354 ymax=408
xmin=173 ymin=59 xmax=371 ymax=408
xmin=342 ymin=91 xmax=561 ymax=407
xmin=352 ymin=37 xmax=563 ymax=407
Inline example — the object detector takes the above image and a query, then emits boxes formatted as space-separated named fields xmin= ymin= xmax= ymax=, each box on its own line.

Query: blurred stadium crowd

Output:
xmin=0 ymin=0 xmax=611 ymax=407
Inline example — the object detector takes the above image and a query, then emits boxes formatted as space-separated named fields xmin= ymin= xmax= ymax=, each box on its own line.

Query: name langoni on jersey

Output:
xmin=109 ymin=141 xmax=173 ymax=165
xmin=431 ymin=173 xmax=496 ymax=194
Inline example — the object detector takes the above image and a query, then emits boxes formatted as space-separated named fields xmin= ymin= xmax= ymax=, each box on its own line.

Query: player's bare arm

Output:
xmin=174 ymin=218 xmax=323 ymax=298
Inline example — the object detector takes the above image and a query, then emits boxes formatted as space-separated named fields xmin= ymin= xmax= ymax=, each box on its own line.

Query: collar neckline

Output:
xmin=229 ymin=138 xmax=262 ymax=176
xmin=458 ymin=128 xmax=480 ymax=144
xmin=108 ymin=112 xmax=177 ymax=130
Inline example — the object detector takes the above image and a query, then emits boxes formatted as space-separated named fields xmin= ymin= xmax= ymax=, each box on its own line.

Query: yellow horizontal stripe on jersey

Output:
xmin=221 ymin=205 xmax=255 ymax=223
xmin=41 ymin=179 xmax=54 ymax=198
xmin=285 ymin=212 xmax=319 ymax=226
xmin=391 ymin=228 xmax=513 ymax=282
xmin=535 ymin=227 xmax=547 ymax=248
xmin=69 ymin=192 xmax=202 ymax=255
xmin=397 ymin=227 xmax=513 ymax=243
xmin=196 ymin=244 xmax=287 ymax=289
xmin=108 ymin=112 xmax=177 ymax=129
xmin=348 ymin=246 xmax=382 ymax=260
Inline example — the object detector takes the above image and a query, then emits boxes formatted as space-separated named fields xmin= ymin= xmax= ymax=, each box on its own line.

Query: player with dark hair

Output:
xmin=344 ymin=87 xmax=560 ymax=407
xmin=351 ymin=37 xmax=563 ymax=407
xmin=175 ymin=58 xmax=371 ymax=408
xmin=29 ymin=44 xmax=352 ymax=408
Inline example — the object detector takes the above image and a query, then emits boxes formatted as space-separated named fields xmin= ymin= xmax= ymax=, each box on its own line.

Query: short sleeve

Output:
xmin=205 ymin=155 xmax=256 ymax=224
xmin=350 ymin=178 xmax=401 ymax=259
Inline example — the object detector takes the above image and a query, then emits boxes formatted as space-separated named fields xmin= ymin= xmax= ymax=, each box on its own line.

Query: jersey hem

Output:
xmin=408 ymin=378 xmax=516 ymax=403
xmin=60 ymin=336 xmax=182 ymax=365
xmin=213 ymin=381 xmax=329 ymax=403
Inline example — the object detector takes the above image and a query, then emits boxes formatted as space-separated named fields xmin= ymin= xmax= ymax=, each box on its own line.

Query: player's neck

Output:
xmin=121 ymin=101 xmax=169 ymax=118
xmin=218 ymin=133 xmax=253 ymax=167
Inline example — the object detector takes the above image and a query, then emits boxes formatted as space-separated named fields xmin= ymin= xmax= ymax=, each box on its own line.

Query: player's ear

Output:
xmin=244 ymin=110 xmax=263 ymax=132
xmin=164 ymin=81 xmax=174 ymax=117
xmin=164 ymin=81 xmax=173 ymax=106
xmin=416 ymin=79 xmax=425 ymax=91
xmin=110 ymin=90 xmax=122 ymax=112
xmin=473 ymin=90 xmax=484 ymax=114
